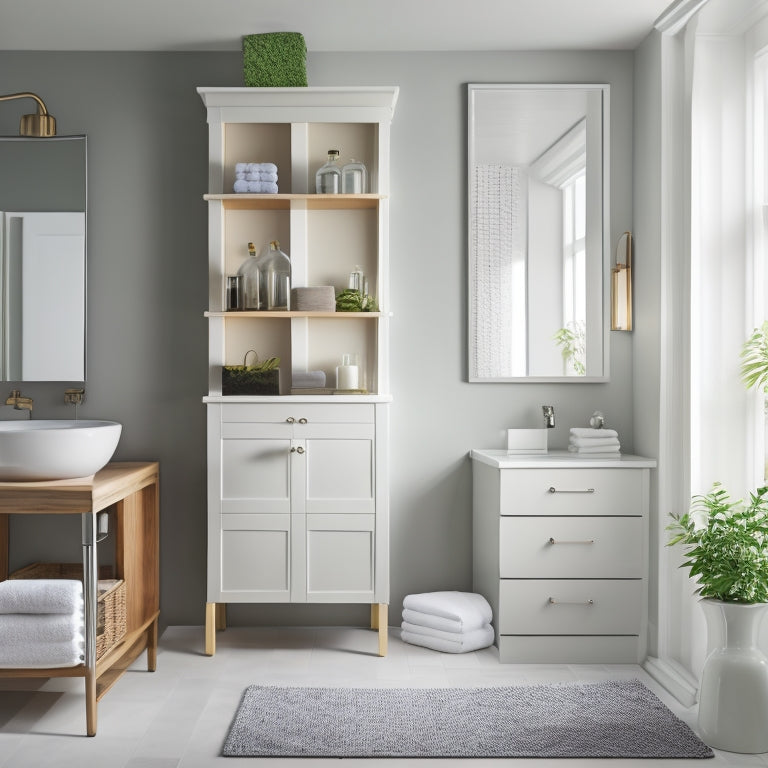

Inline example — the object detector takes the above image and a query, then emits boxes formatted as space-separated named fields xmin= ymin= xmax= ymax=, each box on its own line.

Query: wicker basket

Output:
xmin=9 ymin=562 xmax=127 ymax=660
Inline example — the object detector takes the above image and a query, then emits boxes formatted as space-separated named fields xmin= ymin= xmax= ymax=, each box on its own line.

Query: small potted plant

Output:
xmin=668 ymin=483 xmax=768 ymax=753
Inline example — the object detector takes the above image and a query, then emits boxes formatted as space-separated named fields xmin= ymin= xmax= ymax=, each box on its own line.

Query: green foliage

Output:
xmin=740 ymin=321 xmax=768 ymax=392
xmin=335 ymin=288 xmax=379 ymax=312
xmin=667 ymin=482 xmax=768 ymax=603
xmin=553 ymin=322 xmax=586 ymax=376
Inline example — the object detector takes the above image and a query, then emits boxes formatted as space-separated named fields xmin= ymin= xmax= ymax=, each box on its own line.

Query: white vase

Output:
xmin=697 ymin=599 xmax=768 ymax=753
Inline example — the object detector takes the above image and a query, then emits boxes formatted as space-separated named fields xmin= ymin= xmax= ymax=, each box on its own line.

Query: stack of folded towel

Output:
xmin=234 ymin=162 xmax=278 ymax=194
xmin=0 ymin=579 xmax=84 ymax=668
xmin=401 ymin=591 xmax=494 ymax=654
xmin=568 ymin=427 xmax=621 ymax=455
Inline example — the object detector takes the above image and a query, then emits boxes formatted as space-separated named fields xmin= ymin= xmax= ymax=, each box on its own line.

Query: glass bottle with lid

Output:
xmin=315 ymin=149 xmax=341 ymax=194
xmin=259 ymin=240 xmax=291 ymax=310
xmin=236 ymin=241 xmax=263 ymax=310
xmin=341 ymin=159 xmax=368 ymax=194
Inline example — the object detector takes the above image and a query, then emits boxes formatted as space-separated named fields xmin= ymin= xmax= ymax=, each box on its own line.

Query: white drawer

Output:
xmin=500 ymin=516 xmax=643 ymax=578
xmin=221 ymin=403 xmax=374 ymax=424
xmin=499 ymin=579 xmax=643 ymax=635
xmin=500 ymin=468 xmax=644 ymax=516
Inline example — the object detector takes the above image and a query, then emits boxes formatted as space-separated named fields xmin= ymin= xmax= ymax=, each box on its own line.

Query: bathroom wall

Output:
xmin=0 ymin=49 xmax=637 ymax=627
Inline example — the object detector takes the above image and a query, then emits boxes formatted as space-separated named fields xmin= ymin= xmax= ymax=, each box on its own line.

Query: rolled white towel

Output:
xmin=569 ymin=436 xmax=620 ymax=448
xmin=235 ymin=162 xmax=278 ymax=175
xmin=240 ymin=171 xmax=278 ymax=183
xmin=401 ymin=623 xmax=494 ymax=654
xmin=0 ymin=613 xmax=84 ymax=644
xmin=568 ymin=444 xmax=621 ymax=454
xmin=570 ymin=427 xmax=618 ymax=438
xmin=402 ymin=591 xmax=492 ymax=628
xmin=0 ymin=637 xmax=85 ymax=668
xmin=0 ymin=579 xmax=82 ymax=615
xmin=233 ymin=179 xmax=249 ymax=193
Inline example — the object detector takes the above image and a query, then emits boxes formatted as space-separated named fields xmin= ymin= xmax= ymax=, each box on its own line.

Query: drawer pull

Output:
xmin=548 ymin=486 xmax=595 ymax=494
xmin=286 ymin=417 xmax=295 ymax=424
xmin=547 ymin=597 xmax=594 ymax=606
xmin=290 ymin=446 xmax=305 ymax=454
xmin=547 ymin=537 xmax=595 ymax=545
xmin=298 ymin=417 xmax=308 ymax=424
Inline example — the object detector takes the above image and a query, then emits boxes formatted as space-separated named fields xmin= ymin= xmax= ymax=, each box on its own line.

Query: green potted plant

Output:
xmin=740 ymin=321 xmax=768 ymax=392
xmin=668 ymin=483 xmax=768 ymax=753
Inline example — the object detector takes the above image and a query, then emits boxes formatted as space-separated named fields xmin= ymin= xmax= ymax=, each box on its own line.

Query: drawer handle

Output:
xmin=290 ymin=446 xmax=305 ymax=454
xmin=298 ymin=417 xmax=308 ymax=424
xmin=548 ymin=537 xmax=595 ymax=545
xmin=547 ymin=597 xmax=594 ymax=606
xmin=548 ymin=486 xmax=595 ymax=494
xmin=286 ymin=417 xmax=295 ymax=424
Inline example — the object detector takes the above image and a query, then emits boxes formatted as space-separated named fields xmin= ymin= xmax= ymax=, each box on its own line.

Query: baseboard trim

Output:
xmin=643 ymin=655 xmax=698 ymax=707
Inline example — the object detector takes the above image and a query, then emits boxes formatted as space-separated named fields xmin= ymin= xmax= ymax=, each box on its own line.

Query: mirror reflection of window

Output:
xmin=561 ymin=171 xmax=587 ymax=375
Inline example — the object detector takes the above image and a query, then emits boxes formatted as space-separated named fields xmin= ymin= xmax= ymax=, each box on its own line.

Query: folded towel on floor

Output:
xmin=402 ymin=607 xmax=489 ymax=634
xmin=0 ymin=613 xmax=84 ymax=644
xmin=233 ymin=180 xmax=279 ymax=194
xmin=569 ymin=427 xmax=618 ymax=438
xmin=0 ymin=638 xmax=85 ymax=668
xmin=569 ymin=436 xmax=620 ymax=448
xmin=0 ymin=579 xmax=83 ymax=615
xmin=292 ymin=370 xmax=327 ymax=389
xmin=402 ymin=591 xmax=492 ymax=628
xmin=401 ymin=624 xmax=494 ymax=654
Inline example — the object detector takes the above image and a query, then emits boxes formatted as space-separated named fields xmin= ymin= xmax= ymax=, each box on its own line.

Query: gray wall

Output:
xmin=0 ymin=50 xmax=636 ymax=628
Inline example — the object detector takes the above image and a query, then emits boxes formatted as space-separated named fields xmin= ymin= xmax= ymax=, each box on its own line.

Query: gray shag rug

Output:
xmin=222 ymin=678 xmax=713 ymax=758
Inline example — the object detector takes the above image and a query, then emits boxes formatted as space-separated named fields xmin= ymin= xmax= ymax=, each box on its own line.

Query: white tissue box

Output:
xmin=506 ymin=428 xmax=548 ymax=454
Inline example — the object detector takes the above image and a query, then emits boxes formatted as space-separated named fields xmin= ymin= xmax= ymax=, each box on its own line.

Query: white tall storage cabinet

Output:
xmin=199 ymin=87 xmax=398 ymax=656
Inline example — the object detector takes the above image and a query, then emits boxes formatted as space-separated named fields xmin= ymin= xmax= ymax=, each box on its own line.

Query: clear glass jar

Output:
xmin=341 ymin=158 xmax=368 ymax=194
xmin=260 ymin=240 xmax=291 ymax=310
xmin=236 ymin=241 xmax=262 ymax=310
xmin=315 ymin=149 xmax=341 ymax=194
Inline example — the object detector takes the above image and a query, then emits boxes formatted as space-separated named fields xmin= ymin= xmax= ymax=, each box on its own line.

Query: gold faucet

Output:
xmin=6 ymin=389 xmax=33 ymax=412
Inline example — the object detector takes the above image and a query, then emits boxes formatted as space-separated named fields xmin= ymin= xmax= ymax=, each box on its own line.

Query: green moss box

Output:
xmin=221 ymin=366 xmax=280 ymax=396
xmin=242 ymin=32 xmax=308 ymax=87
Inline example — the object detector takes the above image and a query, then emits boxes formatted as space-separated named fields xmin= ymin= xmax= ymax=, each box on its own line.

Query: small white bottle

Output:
xmin=336 ymin=353 xmax=359 ymax=390
xmin=315 ymin=150 xmax=341 ymax=194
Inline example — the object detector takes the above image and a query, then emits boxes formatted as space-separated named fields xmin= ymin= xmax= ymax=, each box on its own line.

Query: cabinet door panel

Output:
xmin=220 ymin=514 xmax=290 ymax=599
xmin=221 ymin=438 xmax=291 ymax=515
xmin=304 ymin=437 xmax=374 ymax=514
xmin=305 ymin=514 xmax=375 ymax=601
xmin=500 ymin=516 xmax=643 ymax=578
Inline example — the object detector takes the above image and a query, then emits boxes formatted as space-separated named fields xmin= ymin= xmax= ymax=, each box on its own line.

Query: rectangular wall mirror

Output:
xmin=0 ymin=136 xmax=87 ymax=382
xmin=468 ymin=84 xmax=609 ymax=382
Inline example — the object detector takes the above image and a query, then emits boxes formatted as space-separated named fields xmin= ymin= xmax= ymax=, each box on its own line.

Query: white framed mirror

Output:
xmin=0 ymin=135 xmax=87 ymax=382
xmin=468 ymin=84 xmax=609 ymax=382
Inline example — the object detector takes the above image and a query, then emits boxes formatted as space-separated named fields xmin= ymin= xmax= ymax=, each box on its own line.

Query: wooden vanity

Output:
xmin=0 ymin=461 xmax=159 ymax=736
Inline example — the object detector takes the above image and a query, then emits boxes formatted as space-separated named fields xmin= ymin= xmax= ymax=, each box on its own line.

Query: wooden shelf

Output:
xmin=205 ymin=310 xmax=383 ymax=319
xmin=204 ymin=193 xmax=385 ymax=210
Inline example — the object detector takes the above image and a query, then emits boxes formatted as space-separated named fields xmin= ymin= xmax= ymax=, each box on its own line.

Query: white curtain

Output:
xmin=471 ymin=164 xmax=526 ymax=378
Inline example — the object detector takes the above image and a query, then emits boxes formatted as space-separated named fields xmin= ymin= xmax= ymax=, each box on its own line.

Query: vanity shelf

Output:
xmin=199 ymin=86 xmax=398 ymax=658
xmin=0 ymin=461 xmax=160 ymax=736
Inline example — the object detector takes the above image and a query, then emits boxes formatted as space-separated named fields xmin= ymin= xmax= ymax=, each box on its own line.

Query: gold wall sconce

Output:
xmin=0 ymin=92 xmax=56 ymax=137
xmin=611 ymin=230 xmax=633 ymax=331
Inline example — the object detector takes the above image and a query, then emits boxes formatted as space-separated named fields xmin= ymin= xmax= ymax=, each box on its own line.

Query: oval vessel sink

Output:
xmin=0 ymin=420 xmax=122 ymax=481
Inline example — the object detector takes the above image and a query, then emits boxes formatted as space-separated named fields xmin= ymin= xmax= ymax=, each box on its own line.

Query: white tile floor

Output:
xmin=1 ymin=625 xmax=767 ymax=767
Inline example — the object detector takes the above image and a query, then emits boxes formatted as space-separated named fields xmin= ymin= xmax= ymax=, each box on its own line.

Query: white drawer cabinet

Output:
xmin=472 ymin=449 xmax=655 ymax=663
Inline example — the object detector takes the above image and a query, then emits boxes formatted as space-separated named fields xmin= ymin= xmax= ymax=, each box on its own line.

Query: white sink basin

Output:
xmin=0 ymin=420 xmax=122 ymax=481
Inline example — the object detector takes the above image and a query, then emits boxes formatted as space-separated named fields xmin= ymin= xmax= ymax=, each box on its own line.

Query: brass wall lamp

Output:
xmin=611 ymin=230 xmax=633 ymax=331
xmin=0 ymin=92 xmax=56 ymax=137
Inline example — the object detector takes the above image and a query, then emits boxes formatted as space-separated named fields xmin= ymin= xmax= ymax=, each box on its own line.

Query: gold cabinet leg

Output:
xmin=85 ymin=667 xmax=97 ymax=736
xmin=215 ymin=602 xmax=227 ymax=630
xmin=374 ymin=603 xmax=388 ymax=656
xmin=205 ymin=602 xmax=217 ymax=656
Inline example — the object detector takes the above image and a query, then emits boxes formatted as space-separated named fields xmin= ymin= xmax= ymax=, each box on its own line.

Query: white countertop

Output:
xmin=470 ymin=449 xmax=657 ymax=469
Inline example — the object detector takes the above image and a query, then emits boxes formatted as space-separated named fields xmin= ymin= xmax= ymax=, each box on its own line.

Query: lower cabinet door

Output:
xmin=303 ymin=514 xmax=376 ymax=602
xmin=219 ymin=513 xmax=291 ymax=601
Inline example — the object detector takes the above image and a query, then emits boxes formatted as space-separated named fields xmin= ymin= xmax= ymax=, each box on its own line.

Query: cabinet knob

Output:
xmin=286 ymin=417 xmax=295 ymax=424
xmin=296 ymin=446 xmax=305 ymax=454
xmin=298 ymin=417 xmax=308 ymax=424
